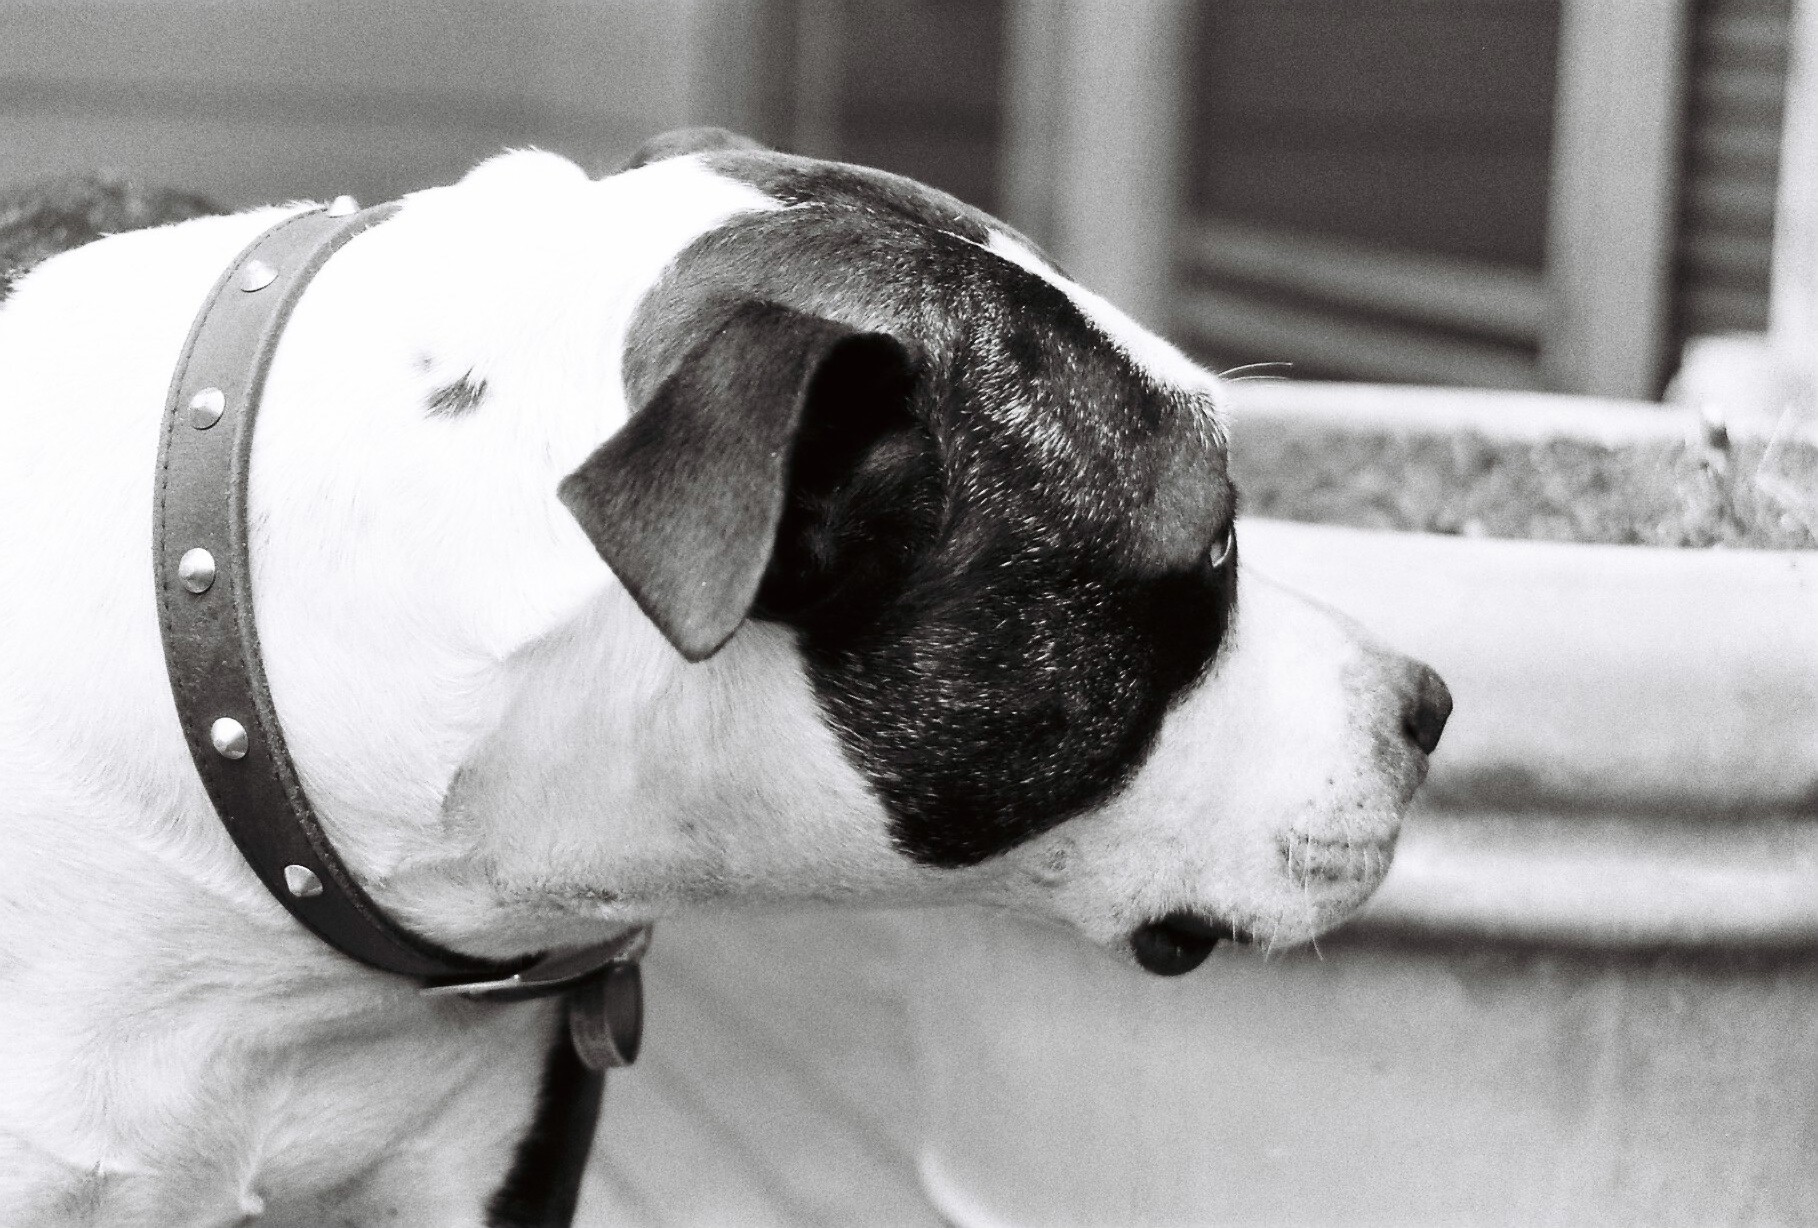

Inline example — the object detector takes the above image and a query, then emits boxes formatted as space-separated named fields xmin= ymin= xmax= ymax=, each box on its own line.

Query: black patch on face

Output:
xmin=0 ymin=174 xmax=222 ymax=305
xmin=628 ymin=152 xmax=1237 ymax=868
xmin=426 ymin=372 xmax=488 ymax=418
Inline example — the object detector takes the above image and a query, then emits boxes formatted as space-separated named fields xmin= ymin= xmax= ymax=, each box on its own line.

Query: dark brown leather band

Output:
xmin=154 ymin=202 xmax=645 ymax=1226
xmin=152 ymin=198 xmax=650 ymax=986
xmin=154 ymin=201 xmax=517 ymax=981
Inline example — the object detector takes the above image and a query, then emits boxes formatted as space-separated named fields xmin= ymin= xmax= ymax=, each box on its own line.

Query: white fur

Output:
xmin=0 ymin=149 xmax=1427 ymax=1223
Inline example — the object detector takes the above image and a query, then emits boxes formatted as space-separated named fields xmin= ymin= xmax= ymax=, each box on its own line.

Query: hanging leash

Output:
xmin=152 ymin=197 xmax=645 ymax=1226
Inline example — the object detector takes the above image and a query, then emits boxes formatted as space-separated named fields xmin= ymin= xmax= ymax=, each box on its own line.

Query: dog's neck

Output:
xmin=219 ymin=153 xmax=957 ymax=963
xmin=344 ymin=594 xmax=937 ymax=961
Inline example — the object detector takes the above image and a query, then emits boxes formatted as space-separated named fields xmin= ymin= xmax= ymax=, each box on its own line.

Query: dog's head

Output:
xmin=441 ymin=132 xmax=1448 ymax=975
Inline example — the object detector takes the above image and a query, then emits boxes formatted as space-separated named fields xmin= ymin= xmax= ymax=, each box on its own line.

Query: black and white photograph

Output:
xmin=2 ymin=1 xmax=1815 ymax=1224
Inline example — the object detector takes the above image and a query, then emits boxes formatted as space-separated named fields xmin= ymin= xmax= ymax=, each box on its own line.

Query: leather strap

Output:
xmin=153 ymin=202 xmax=645 ymax=1225
xmin=154 ymin=201 xmax=515 ymax=981
xmin=489 ymin=1029 xmax=608 ymax=1227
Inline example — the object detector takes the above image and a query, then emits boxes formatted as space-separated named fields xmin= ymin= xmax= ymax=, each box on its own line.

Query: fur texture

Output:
xmin=0 ymin=144 xmax=1445 ymax=1223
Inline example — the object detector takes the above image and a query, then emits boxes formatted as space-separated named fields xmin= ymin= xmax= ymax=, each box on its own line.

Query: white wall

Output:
xmin=0 ymin=0 xmax=769 ymax=205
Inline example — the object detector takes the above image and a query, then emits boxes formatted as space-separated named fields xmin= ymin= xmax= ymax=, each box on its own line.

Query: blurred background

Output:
xmin=2 ymin=0 xmax=1806 ymax=405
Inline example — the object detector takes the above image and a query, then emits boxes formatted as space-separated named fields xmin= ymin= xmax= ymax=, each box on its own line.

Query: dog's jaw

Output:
xmin=407 ymin=593 xmax=958 ymax=951
xmin=988 ymin=568 xmax=1432 ymax=961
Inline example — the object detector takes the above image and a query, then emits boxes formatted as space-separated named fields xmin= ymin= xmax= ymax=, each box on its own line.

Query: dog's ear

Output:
xmin=619 ymin=127 xmax=768 ymax=172
xmin=559 ymin=301 xmax=933 ymax=661
xmin=750 ymin=318 xmax=940 ymax=640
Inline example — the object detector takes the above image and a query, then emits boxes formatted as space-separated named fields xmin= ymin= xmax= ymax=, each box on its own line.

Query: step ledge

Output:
xmin=1225 ymin=378 xmax=1818 ymax=445
xmin=1352 ymin=810 xmax=1818 ymax=948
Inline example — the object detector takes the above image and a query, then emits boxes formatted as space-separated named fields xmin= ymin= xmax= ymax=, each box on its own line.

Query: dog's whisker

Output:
xmin=1216 ymin=360 xmax=1294 ymax=379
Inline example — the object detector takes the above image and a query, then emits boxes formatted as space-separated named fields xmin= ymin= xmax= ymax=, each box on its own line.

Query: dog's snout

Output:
xmin=1401 ymin=663 xmax=1452 ymax=756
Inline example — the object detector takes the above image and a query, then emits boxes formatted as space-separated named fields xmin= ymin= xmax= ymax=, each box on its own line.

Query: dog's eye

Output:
xmin=1207 ymin=526 xmax=1234 ymax=571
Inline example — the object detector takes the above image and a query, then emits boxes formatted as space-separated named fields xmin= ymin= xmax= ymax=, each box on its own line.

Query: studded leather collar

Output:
xmin=153 ymin=198 xmax=643 ymax=1224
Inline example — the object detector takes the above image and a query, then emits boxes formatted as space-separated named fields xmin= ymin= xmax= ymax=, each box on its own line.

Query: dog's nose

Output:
xmin=1402 ymin=663 xmax=1452 ymax=756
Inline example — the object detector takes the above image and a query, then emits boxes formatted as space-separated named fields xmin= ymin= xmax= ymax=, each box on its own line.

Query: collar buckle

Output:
xmin=418 ymin=925 xmax=652 ymax=1002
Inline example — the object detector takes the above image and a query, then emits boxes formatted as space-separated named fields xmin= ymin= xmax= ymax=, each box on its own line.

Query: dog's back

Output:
xmin=0 ymin=174 xmax=221 ymax=296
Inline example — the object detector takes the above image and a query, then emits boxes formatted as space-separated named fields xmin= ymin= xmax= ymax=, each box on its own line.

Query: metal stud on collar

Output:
xmin=285 ymin=864 xmax=325 ymax=899
xmin=209 ymin=717 xmax=249 ymax=759
xmin=239 ymin=260 xmax=278 ymax=293
xmin=188 ymin=387 xmax=226 ymax=430
xmin=177 ymin=548 xmax=216 ymax=594
xmin=325 ymin=195 xmax=359 ymax=217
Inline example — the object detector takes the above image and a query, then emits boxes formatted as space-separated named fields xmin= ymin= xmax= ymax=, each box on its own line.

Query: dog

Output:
xmin=0 ymin=128 xmax=1450 ymax=1225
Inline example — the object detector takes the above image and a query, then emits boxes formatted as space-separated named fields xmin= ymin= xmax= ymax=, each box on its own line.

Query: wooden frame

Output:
xmin=1543 ymin=0 xmax=1692 ymax=399
xmin=1002 ymin=0 xmax=1702 ymax=398
xmin=1772 ymin=0 xmax=1818 ymax=404
xmin=999 ymin=0 xmax=1188 ymax=330
xmin=787 ymin=0 xmax=847 ymax=158
xmin=1174 ymin=220 xmax=1549 ymax=389
xmin=0 ymin=0 xmax=775 ymax=207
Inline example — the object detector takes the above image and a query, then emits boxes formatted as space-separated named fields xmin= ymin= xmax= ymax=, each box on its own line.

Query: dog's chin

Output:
xmin=1127 ymin=911 xmax=1248 ymax=976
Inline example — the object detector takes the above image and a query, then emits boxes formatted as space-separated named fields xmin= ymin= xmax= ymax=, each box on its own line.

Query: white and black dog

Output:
xmin=0 ymin=130 xmax=1448 ymax=1224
